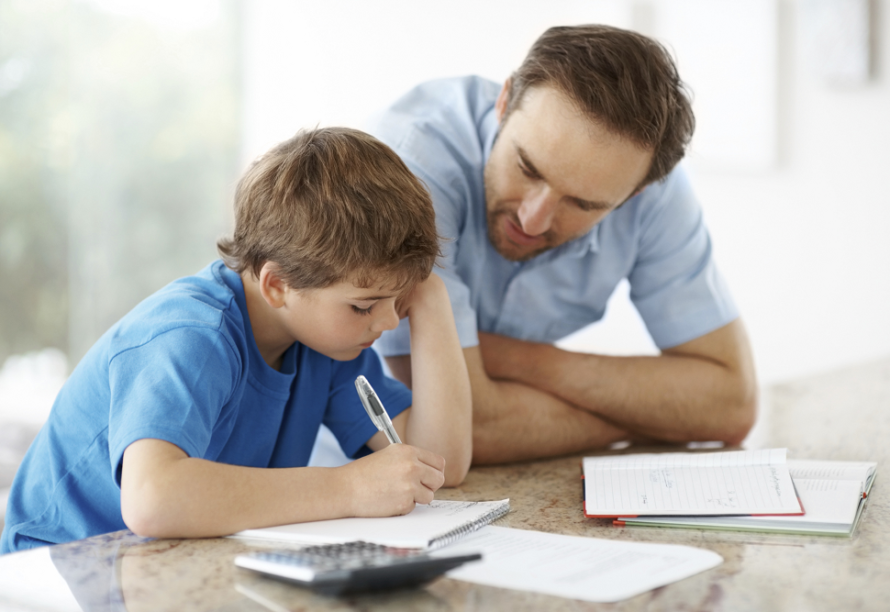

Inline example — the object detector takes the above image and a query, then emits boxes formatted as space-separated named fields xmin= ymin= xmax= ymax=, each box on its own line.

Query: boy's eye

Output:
xmin=351 ymin=304 xmax=373 ymax=316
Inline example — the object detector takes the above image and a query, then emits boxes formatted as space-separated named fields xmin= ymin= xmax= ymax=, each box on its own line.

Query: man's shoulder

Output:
xmin=368 ymin=76 xmax=500 ymax=170
xmin=377 ymin=75 xmax=500 ymax=124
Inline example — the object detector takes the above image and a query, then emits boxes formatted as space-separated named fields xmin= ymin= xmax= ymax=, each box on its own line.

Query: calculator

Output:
xmin=234 ymin=541 xmax=482 ymax=596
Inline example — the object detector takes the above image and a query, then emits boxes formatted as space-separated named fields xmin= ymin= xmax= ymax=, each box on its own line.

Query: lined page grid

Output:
xmin=584 ymin=450 xmax=802 ymax=516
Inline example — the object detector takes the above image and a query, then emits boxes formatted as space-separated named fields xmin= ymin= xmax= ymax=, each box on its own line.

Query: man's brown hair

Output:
xmin=217 ymin=127 xmax=440 ymax=291
xmin=506 ymin=24 xmax=695 ymax=187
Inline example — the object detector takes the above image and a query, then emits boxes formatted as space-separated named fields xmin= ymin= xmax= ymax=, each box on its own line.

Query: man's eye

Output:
xmin=351 ymin=305 xmax=373 ymax=316
xmin=518 ymin=163 xmax=537 ymax=179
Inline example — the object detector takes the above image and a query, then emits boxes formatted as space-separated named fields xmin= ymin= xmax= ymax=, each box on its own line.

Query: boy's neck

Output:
xmin=240 ymin=272 xmax=293 ymax=371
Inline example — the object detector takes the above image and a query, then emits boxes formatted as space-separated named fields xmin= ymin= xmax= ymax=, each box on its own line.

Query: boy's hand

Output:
xmin=395 ymin=273 xmax=448 ymax=320
xmin=341 ymin=443 xmax=446 ymax=517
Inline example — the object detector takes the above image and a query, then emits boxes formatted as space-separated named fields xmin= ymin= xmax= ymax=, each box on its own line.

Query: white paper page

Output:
xmin=744 ymin=478 xmax=863 ymax=525
xmin=442 ymin=526 xmax=722 ymax=603
xmin=230 ymin=499 xmax=509 ymax=548
xmin=620 ymin=478 xmax=866 ymax=532
xmin=787 ymin=459 xmax=876 ymax=482
xmin=585 ymin=448 xmax=787 ymax=469
xmin=584 ymin=448 xmax=800 ymax=516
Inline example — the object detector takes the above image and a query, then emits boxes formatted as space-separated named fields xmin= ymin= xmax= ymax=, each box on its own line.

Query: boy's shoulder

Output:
xmin=106 ymin=261 xmax=248 ymax=359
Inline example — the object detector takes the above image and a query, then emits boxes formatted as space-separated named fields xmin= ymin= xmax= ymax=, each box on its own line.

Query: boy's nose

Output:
xmin=517 ymin=186 xmax=558 ymax=236
xmin=371 ymin=302 xmax=400 ymax=333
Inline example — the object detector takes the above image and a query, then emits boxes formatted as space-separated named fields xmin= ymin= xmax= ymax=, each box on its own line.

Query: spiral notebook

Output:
xmin=231 ymin=499 xmax=511 ymax=550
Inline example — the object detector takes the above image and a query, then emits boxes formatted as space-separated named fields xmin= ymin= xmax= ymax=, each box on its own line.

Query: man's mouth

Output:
xmin=502 ymin=216 xmax=541 ymax=247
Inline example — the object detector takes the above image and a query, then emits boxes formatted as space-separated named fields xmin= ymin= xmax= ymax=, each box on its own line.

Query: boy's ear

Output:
xmin=258 ymin=262 xmax=289 ymax=308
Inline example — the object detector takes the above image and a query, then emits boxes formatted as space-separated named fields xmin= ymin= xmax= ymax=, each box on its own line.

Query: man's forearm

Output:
xmin=387 ymin=350 xmax=629 ymax=465
xmin=462 ymin=347 xmax=629 ymax=464
xmin=478 ymin=320 xmax=757 ymax=445
xmin=470 ymin=376 xmax=629 ymax=464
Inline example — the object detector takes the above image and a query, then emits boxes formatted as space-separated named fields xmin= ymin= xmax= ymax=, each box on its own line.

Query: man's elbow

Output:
xmin=721 ymin=378 xmax=758 ymax=446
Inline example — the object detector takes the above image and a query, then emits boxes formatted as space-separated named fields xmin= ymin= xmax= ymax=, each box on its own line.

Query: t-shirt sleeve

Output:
xmin=107 ymin=327 xmax=239 ymax=486
xmin=628 ymin=167 xmax=739 ymax=349
xmin=323 ymin=349 xmax=412 ymax=459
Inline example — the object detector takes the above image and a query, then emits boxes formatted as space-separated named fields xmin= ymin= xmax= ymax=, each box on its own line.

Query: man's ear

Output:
xmin=258 ymin=262 xmax=289 ymax=308
xmin=495 ymin=78 xmax=512 ymax=123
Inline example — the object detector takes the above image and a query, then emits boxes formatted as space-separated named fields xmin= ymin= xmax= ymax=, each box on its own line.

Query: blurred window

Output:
xmin=0 ymin=0 xmax=242 ymax=367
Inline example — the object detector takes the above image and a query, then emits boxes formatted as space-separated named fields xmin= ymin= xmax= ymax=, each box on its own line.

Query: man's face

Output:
xmin=484 ymin=84 xmax=654 ymax=262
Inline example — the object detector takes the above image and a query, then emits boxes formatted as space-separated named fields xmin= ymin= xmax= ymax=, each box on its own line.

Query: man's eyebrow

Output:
xmin=516 ymin=147 xmax=546 ymax=180
xmin=568 ymin=196 xmax=613 ymax=211
xmin=516 ymin=146 xmax=613 ymax=212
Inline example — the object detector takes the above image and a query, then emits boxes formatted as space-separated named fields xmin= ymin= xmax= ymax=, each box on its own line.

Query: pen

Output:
xmin=355 ymin=375 xmax=402 ymax=444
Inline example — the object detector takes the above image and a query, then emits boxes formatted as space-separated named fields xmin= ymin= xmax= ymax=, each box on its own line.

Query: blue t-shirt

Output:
xmin=369 ymin=76 xmax=738 ymax=354
xmin=1 ymin=261 xmax=411 ymax=554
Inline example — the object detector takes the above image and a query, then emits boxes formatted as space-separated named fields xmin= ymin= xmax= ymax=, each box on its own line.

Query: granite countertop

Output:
xmin=1 ymin=357 xmax=888 ymax=611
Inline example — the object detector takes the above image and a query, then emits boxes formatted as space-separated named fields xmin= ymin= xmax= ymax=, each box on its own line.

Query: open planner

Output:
xmin=583 ymin=448 xmax=804 ymax=518
xmin=616 ymin=459 xmax=877 ymax=536
xmin=231 ymin=499 xmax=511 ymax=550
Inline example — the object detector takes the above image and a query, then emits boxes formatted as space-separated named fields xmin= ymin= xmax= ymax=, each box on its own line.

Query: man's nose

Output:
xmin=517 ymin=186 xmax=559 ymax=236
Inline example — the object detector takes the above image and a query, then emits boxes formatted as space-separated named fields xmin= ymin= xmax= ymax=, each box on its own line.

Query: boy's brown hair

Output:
xmin=506 ymin=24 xmax=695 ymax=188
xmin=217 ymin=127 xmax=440 ymax=292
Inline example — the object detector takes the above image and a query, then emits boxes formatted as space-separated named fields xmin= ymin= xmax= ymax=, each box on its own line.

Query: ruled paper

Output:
xmin=583 ymin=449 xmax=803 ymax=516
xmin=786 ymin=459 xmax=876 ymax=482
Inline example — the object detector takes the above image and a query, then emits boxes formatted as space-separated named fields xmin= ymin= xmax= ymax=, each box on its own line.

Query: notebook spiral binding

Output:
xmin=427 ymin=501 xmax=511 ymax=550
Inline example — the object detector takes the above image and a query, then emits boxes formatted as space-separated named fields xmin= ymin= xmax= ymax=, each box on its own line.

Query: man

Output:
xmin=370 ymin=25 xmax=757 ymax=464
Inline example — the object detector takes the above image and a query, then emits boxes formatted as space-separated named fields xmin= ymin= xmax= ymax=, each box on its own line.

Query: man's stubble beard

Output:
xmin=483 ymin=162 xmax=554 ymax=263
xmin=484 ymin=172 xmax=589 ymax=263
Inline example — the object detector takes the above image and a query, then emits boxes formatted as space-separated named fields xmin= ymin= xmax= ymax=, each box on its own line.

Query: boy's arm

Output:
xmin=120 ymin=437 xmax=445 ymax=539
xmin=368 ymin=273 xmax=473 ymax=486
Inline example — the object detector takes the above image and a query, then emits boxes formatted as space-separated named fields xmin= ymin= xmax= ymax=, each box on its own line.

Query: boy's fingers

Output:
xmin=412 ymin=446 xmax=446 ymax=472
xmin=414 ymin=486 xmax=436 ymax=505
xmin=419 ymin=465 xmax=446 ymax=493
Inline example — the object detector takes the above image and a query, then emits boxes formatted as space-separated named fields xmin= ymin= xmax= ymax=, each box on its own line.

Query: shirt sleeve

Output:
xmin=628 ymin=167 xmax=739 ymax=349
xmin=369 ymin=82 xmax=487 ymax=356
xmin=324 ymin=349 xmax=413 ymax=458
xmin=107 ymin=327 xmax=239 ymax=486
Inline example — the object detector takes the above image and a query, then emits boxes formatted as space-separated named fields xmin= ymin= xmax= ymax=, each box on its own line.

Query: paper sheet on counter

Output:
xmin=440 ymin=526 xmax=722 ymax=603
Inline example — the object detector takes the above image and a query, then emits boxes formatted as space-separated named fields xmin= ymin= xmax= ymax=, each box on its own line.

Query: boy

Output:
xmin=1 ymin=127 xmax=472 ymax=553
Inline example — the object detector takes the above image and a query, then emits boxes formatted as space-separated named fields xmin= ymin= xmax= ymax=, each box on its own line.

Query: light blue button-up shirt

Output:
xmin=369 ymin=76 xmax=738 ymax=356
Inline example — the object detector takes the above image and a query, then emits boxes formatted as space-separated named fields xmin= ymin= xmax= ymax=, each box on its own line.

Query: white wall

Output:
xmin=243 ymin=0 xmax=890 ymax=385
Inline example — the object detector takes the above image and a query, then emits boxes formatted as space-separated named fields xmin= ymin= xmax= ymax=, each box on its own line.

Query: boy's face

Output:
xmin=279 ymin=275 xmax=402 ymax=361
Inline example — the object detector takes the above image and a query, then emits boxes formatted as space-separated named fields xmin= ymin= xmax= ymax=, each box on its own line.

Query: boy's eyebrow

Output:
xmin=349 ymin=293 xmax=398 ymax=301
xmin=516 ymin=146 xmax=613 ymax=212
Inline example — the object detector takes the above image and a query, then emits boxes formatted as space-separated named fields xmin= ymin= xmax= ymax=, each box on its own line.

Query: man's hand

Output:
xmin=339 ymin=444 xmax=446 ymax=517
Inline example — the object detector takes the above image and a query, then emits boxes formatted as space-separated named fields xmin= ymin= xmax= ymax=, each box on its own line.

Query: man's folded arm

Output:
xmin=386 ymin=348 xmax=629 ymax=465
xmin=477 ymin=318 xmax=758 ymax=446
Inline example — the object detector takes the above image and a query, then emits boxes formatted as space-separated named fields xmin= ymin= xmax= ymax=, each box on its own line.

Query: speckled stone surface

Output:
xmin=1 ymin=358 xmax=888 ymax=611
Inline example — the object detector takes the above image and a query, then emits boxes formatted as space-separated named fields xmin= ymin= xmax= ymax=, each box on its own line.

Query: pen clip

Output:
xmin=355 ymin=376 xmax=382 ymax=427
